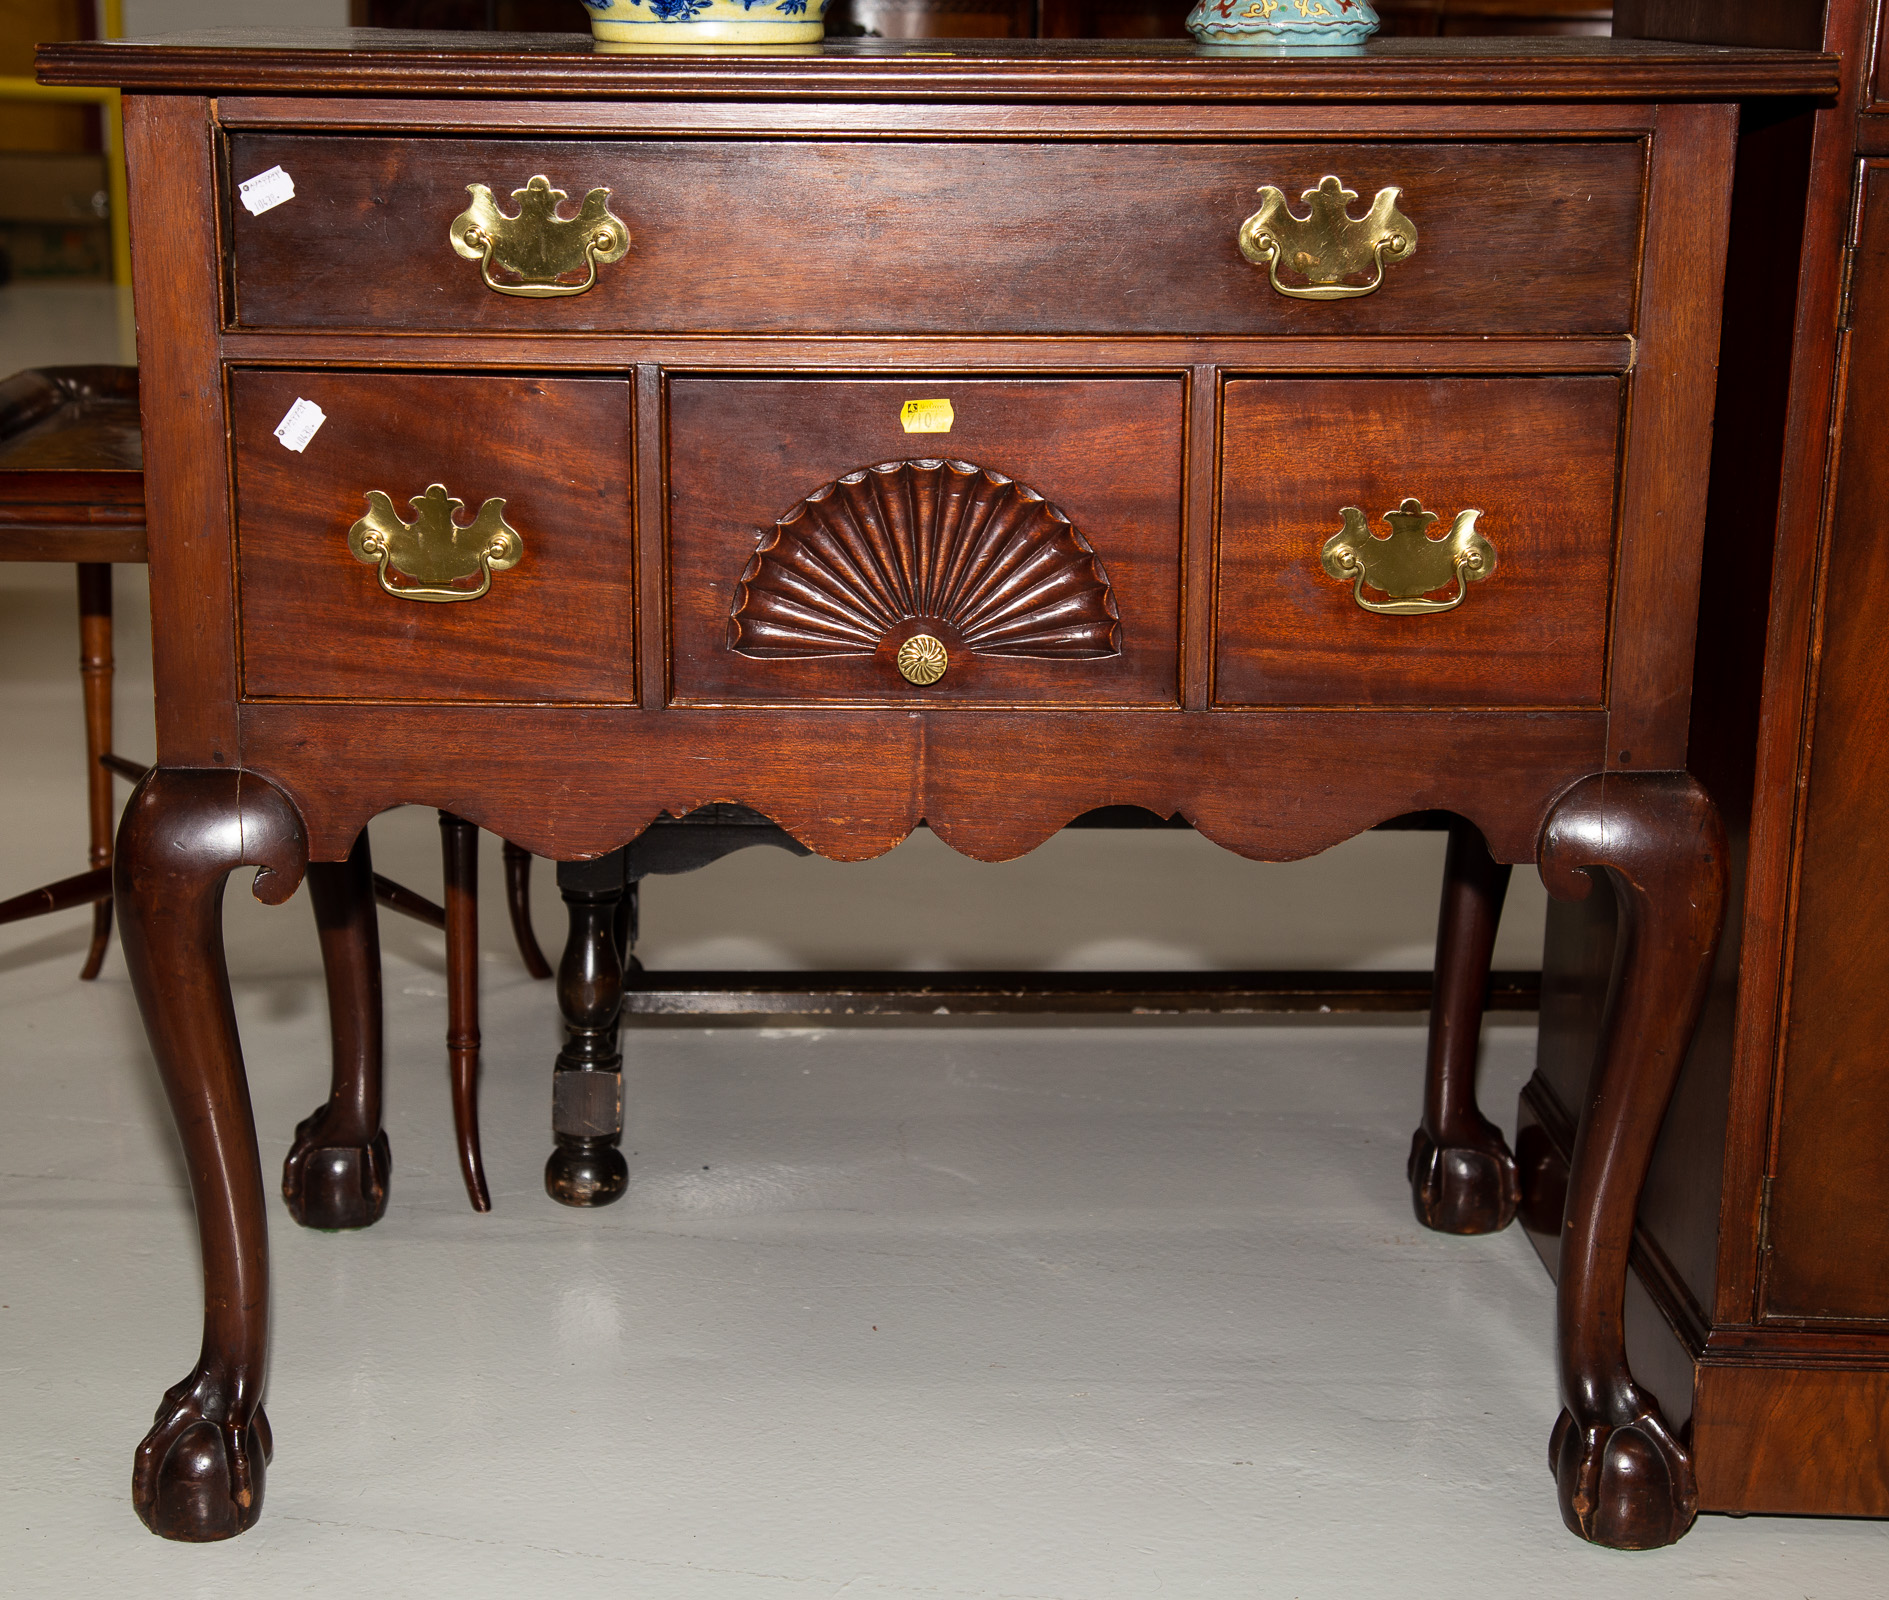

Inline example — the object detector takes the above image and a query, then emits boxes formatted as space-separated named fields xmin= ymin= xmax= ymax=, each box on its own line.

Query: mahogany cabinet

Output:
xmin=1504 ymin=0 xmax=1889 ymax=1522
xmin=38 ymin=31 xmax=1833 ymax=1547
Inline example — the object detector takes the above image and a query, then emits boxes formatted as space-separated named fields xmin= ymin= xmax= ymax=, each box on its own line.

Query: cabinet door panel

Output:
xmin=1764 ymin=162 xmax=1889 ymax=1322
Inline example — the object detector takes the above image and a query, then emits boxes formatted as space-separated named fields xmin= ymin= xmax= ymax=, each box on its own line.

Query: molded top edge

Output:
xmin=38 ymin=31 xmax=1840 ymax=103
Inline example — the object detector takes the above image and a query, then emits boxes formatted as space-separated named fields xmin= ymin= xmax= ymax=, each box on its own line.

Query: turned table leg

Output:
xmin=546 ymin=848 xmax=629 ymax=1207
xmin=282 ymin=828 xmax=390 ymax=1229
xmin=441 ymin=811 xmax=491 ymax=1211
xmin=1409 ymin=816 xmax=1519 ymax=1234
xmin=115 ymin=767 xmax=306 ymax=1541
xmin=1538 ymin=773 xmax=1725 ymax=1549
xmin=77 ymin=563 xmax=115 ymax=980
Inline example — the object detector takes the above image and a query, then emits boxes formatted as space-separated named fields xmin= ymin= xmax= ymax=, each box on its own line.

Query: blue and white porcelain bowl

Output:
xmin=582 ymin=0 xmax=829 ymax=45
xmin=1186 ymin=0 xmax=1379 ymax=49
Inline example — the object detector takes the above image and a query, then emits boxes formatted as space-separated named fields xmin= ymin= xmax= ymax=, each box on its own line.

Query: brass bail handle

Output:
xmin=1320 ymin=498 xmax=1495 ymax=616
xmin=449 ymin=174 xmax=631 ymax=300
xmin=1238 ymin=175 xmax=1417 ymax=302
xmin=348 ymin=483 xmax=524 ymax=604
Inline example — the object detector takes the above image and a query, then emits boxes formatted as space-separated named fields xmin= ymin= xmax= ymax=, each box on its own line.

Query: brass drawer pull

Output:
xmin=1321 ymin=498 xmax=1494 ymax=615
xmin=895 ymin=634 xmax=950 ymax=686
xmin=348 ymin=483 xmax=523 ymax=603
xmin=1239 ymin=175 xmax=1416 ymax=301
xmin=449 ymin=174 xmax=630 ymax=299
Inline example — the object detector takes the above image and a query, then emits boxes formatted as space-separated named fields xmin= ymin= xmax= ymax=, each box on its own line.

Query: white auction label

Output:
xmin=273 ymin=398 xmax=326 ymax=453
xmin=238 ymin=165 xmax=296 ymax=216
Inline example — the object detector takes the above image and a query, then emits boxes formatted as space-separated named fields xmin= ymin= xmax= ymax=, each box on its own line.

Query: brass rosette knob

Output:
xmin=1238 ymin=175 xmax=1416 ymax=301
xmin=348 ymin=483 xmax=523 ymax=603
xmin=450 ymin=174 xmax=630 ymax=299
xmin=896 ymin=634 xmax=950 ymax=686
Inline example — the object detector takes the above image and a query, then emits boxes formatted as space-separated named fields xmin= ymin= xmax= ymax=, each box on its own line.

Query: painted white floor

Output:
xmin=5 ymin=282 xmax=1888 ymax=1594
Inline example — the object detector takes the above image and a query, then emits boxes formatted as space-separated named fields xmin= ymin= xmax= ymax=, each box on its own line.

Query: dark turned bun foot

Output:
xmin=545 ymin=1135 xmax=627 ymax=1207
xmin=1407 ymin=1123 xmax=1521 ymax=1235
xmin=133 ymin=1377 xmax=272 ymax=1542
xmin=281 ymin=1105 xmax=390 ymax=1230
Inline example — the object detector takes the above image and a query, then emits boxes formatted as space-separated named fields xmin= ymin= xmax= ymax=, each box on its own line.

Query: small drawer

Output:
xmin=224 ymin=134 xmax=1644 ymax=337
xmin=666 ymin=377 xmax=1183 ymax=706
xmin=231 ymin=369 xmax=633 ymax=703
xmin=1213 ymin=376 xmax=1621 ymax=709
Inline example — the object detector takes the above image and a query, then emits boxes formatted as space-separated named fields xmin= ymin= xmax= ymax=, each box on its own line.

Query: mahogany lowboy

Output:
xmin=38 ymin=31 xmax=1836 ymax=1548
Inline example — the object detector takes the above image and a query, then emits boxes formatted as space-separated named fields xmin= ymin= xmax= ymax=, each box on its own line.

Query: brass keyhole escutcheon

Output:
xmin=896 ymin=634 xmax=949 ymax=686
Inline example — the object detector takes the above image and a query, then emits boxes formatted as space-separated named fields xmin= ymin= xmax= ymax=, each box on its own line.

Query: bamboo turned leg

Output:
xmin=501 ymin=839 xmax=553 ymax=979
xmin=1408 ymin=817 xmax=1520 ymax=1234
xmin=115 ymin=768 xmax=306 ymax=1542
xmin=546 ymin=849 xmax=629 ymax=1207
xmin=1538 ymin=773 xmax=1726 ymax=1550
xmin=282 ymin=829 xmax=390 ymax=1230
xmin=77 ymin=564 xmax=114 ymax=980
xmin=441 ymin=812 xmax=490 ymax=1212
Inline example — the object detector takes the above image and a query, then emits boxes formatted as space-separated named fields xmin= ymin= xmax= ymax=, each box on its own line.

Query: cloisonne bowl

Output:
xmin=1186 ymin=0 xmax=1378 ymax=49
xmin=582 ymin=0 xmax=830 ymax=45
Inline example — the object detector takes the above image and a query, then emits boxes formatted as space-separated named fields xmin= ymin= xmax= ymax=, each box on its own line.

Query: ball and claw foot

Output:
xmin=1550 ymin=1404 xmax=1698 ymax=1549
xmin=281 ymin=1105 xmax=390 ymax=1230
xmin=132 ymin=1372 xmax=272 ymax=1541
xmin=1407 ymin=1121 xmax=1521 ymax=1235
xmin=545 ymin=1135 xmax=628 ymax=1207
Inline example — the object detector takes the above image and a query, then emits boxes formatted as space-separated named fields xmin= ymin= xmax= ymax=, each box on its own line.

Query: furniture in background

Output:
xmin=42 ymin=30 xmax=1831 ymax=1547
xmin=610 ymin=808 xmax=1542 ymax=1024
xmin=1507 ymin=0 xmax=1889 ymax=1525
xmin=0 ymin=365 xmax=548 ymax=1215
xmin=1375 ymin=0 xmax=1610 ymax=36
xmin=0 ymin=365 xmax=144 ymax=978
xmin=351 ymin=0 xmax=1612 ymax=39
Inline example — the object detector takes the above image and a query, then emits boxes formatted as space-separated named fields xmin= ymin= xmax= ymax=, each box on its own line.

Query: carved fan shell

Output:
xmin=728 ymin=459 xmax=1121 ymax=662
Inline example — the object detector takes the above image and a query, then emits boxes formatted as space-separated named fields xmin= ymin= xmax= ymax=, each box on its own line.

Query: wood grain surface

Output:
xmin=1761 ymin=158 xmax=1889 ymax=1323
xmin=1215 ymin=375 xmax=1621 ymax=707
xmin=231 ymin=369 xmax=634 ymax=703
xmin=222 ymin=134 xmax=1647 ymax=337
xmin=667 ymin=377 xmax=1181 ymax=706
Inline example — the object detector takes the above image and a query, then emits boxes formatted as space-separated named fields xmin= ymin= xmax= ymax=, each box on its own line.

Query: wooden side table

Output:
xmin=0 ymin=366 xmax=145 ymax=977
xmin=40 ymin=29 xmax=1836 ymax=1550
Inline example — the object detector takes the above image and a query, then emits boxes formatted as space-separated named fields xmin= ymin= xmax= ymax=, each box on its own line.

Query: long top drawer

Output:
xmin=223 ymin=133 xmax=1647 ymax=337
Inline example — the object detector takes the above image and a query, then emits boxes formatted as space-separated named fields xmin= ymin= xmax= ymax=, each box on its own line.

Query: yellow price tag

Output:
xmin=899 ymin=398 xmax=954 ymax=434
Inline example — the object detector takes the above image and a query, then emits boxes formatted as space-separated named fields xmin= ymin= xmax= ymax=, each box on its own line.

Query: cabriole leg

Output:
xmin=1409 ymin=816 xmax=1519 ymax=1234
xmin=546 ymin=849 xmax=629 ymax=1207
xmin=1538 ymin=773 xmax=1726 ymax=1550
xmin=283 ymin=828 xmax=390 ymax=1229
xmin=501 ymin=839 xmax=553 ymax=979
xmin=116 ymin=767 xmax=307 ymax=1541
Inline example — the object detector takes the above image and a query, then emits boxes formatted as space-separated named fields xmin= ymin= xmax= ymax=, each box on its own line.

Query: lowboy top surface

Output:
xmin=39 ymin=30 xmax=1839 ymax=101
